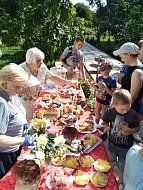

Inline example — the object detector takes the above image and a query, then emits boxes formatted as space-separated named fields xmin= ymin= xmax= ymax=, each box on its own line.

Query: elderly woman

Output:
xmin=0 ymin=63 xmax=31 ymax=178
xmin=113 ymin=42 xmax=143 ymax=121
xmin=20 ymin=47 xmax=75 ymax=120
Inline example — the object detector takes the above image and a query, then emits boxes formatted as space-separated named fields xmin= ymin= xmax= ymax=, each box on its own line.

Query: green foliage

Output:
xmin=0 ymin=0 xmax=85 ymax=66
xmin=74 ymin=3 xmax=94 ymax=27
xmin=79 ymin=78 xmax=92 ymax=99
xmin=87 ymin=98 xmax=95 ymax=113
xmin=0 ymin=46 xmax=25 ymax=68
xmin=19 ymin=0 xmax=85 ymax=65
xmin=88 ymin=0 xmax=143 ymax=45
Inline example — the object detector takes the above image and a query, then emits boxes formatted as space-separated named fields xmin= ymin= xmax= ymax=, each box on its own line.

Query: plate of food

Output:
xmin=80 ymin=134 xmax=103 ymax=153
xmin=93 ymin=159 xmax=111 ymax=172
xmin=79 ymin=156 xmax=94 ymax=167
xmin=91 ymin=172 xmax=108 ymax=187
xmin=73 ymin=170 xmax=90 ymax=186
xmin=62 ymin=156 xmax=79 ymax=168
xmin=76 ymin=119 xmax=97 ymax=133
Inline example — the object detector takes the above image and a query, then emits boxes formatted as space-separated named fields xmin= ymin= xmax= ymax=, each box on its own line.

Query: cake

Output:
xmin=14 ymin=159 xmax=40 ymax=182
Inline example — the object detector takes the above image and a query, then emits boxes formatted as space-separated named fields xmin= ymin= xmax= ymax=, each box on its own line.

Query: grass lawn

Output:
xmin=0 ymin=46 xmax=25 ymax=68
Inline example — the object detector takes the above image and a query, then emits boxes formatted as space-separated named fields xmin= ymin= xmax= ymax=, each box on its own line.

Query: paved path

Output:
xmin=82 ymin=42 xmax=122 ymax=81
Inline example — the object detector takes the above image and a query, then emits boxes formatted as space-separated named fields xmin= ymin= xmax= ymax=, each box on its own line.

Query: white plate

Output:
xmin=79 ymin=134 xmax=103 ymax=153
xmin=46 ymin=174 xmax=74 ymax=189
xmin=76 ymin=120 xmax=97 ymax=134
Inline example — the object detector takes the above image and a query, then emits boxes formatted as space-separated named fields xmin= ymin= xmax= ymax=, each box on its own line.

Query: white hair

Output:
xmin=26 ymin=47 xmax=45 ymax=64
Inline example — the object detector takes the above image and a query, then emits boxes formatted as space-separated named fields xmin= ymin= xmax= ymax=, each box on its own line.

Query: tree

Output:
xmin=0 ymin=0 xmax=85 ymax=64
xmin=74 ymin=3 xmax=93 ymax=21
xmin=87 ymin=0 xmax=143 ymax=45
xmin=0 ymin=1 xmax=22 ymax=45
xmin=19 ymin=0 xmax=85 ymax=64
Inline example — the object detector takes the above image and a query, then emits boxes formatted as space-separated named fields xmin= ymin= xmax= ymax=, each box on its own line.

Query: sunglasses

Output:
xmin=99 ymin=67 xmax=107 ymax=72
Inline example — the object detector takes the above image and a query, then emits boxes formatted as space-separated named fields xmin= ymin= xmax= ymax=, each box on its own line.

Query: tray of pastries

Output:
xmin=80 ymin=134 xmax=103 ymax=153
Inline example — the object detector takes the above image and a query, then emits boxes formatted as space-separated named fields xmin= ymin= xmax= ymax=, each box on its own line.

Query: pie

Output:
xmin=62 ymin=156 xmax=79 ymax=168
xmin=78 ymin=120 xmax=93 ymax=132
xmin=91 ymin=172 xmax=108 ymax=187
xmin=83 ymin=134 xmax=97 ymax=146
xmin=94 ymin=159 xmax=111 ymax=172
xmin=74 ymin=170 xmax=89 ymax=185
xmin=80 ymin=156 xmax=94 ymax=167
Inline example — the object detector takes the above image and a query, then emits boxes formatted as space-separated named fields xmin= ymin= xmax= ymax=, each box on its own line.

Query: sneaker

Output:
xmin=119 ymin=184 xmax=124 ymax=190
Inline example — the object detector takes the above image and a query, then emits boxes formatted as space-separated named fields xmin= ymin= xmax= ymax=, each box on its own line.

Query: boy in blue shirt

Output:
xmin=94 ymin=59 xmax=116 ymax=124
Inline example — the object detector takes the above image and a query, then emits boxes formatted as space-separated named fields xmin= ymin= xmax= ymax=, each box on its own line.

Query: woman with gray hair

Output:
xmin=0 ymin=63 xmax=33 ymax=178
xmin=20 ymin=47 xmax=76 ymax=120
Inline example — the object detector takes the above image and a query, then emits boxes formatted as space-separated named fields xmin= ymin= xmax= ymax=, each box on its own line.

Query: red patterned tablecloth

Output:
xmin=0 ymin=92 xmax=118 ymax=190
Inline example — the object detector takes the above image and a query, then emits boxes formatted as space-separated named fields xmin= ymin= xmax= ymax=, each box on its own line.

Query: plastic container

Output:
xmin=50 ymin=66 xmax=67 ymax=79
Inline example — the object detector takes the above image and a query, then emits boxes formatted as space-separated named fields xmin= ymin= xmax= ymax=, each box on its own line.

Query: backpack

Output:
xmin=63 ymin=46 xmax=73 ymax=65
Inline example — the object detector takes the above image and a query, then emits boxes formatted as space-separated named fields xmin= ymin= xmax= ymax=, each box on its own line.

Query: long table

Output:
xmin=0 ymin=88 xmax=118 ymax=190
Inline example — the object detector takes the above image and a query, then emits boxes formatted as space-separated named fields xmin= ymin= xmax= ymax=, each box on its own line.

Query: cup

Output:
xmin=120 ymin=121 xmax=128 ymax=129
xmin=55 ymin=61 xmax=62 ymax=68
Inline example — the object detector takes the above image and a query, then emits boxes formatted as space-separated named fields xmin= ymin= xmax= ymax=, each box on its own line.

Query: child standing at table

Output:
xmin=101 ymin=89 xmax=140 ymax=188
xmin=94 ymin=59 xmax=116 ymax=124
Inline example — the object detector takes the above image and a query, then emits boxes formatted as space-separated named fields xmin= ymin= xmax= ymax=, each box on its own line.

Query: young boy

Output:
xmin=101 ymin=89 xmax=140 ymax=187
xmin=94 ymin=59 xmax=116 ymax=124
xmin=59 ymin=36 xmax=86 ymax=80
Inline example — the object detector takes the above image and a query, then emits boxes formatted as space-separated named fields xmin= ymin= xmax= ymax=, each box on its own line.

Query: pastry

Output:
xmin=80 ymin=156 xmax=94 ymax=167
xmin=63 ymin=156 xmax=79 ymax=168
xmin=83 ymin=134 xmax=97 ymax=146
xmin=94 ymin=159 xmax=111 ymax=172
xmin=91 ymin=172 xmax=108 ymax=187
xmin=74 ymin=170 xmax=89 ymax=185
xmin=78 ymin=120 xmax=93 ymax=132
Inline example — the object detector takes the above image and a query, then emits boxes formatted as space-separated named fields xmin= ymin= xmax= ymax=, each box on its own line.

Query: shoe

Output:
xmin=119 ymin=183 xmax=124 ymax=190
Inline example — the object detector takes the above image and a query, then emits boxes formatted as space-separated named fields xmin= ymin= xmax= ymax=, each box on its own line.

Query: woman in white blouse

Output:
xmin=20 ymin=47 xmax=75 ymax=120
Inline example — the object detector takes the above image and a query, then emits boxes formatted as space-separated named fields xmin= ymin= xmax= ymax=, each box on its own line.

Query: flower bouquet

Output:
xmin=29 ymin=118 xmax=52 ymax=135
xmin=32 ymin=134 xmax=70 ymax=165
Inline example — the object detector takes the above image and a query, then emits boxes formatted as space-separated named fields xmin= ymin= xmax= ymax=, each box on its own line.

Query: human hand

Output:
xmin=71 ymin=79 xmax=78 ymax=87
xmin=98 ymin=81 xmax=106 ymax=89
xmin=23 ymin=124 xmax=34 ymax=136
xmin=120 ymin=126 xmax=131 ymax=136
xmin=91 ymin=81 xmax=98 ymax=88
xmin=67 ymin=67 xmax=73 ymax=73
